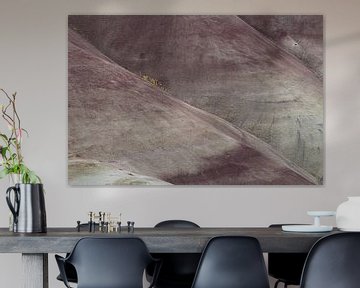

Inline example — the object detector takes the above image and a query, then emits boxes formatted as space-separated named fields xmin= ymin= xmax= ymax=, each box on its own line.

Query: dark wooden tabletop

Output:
xmin=0 ymin=227 xmax=339 ymax=253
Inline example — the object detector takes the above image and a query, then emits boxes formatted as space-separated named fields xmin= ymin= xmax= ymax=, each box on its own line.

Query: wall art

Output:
xmin=68 ymin=15 xmax=323 ymax=185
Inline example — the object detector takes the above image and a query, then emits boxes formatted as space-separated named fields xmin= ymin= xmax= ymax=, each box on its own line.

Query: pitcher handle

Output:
xmin=6 ymin=186 xmax=20 ymax=224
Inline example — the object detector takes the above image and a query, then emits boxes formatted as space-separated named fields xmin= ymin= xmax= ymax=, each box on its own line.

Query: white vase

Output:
xmin=9 ymin=173 xmax=22 ymax=185
xmin=336 ymin=197 xmax=360 ymax=231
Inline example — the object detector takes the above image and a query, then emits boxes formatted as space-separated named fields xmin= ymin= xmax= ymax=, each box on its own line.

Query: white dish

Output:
xmin=282 ymin=225 xmax=333 ymax=233
xmin=307 ymin=211 xmax=336 ymax=217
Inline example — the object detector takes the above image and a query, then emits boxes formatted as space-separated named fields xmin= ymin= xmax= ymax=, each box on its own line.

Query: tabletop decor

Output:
xmin=68 ymin=15 xmax=323 ymax=185
xmin=282 ymin=211 xmax=335 ymax=232
xmin=0 ymin=88 xmax=46 ymax=233
xmin=336 ymin=197 xmax=360 ymax=231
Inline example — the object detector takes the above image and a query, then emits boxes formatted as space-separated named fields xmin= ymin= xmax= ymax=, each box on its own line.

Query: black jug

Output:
xmin=6 ymin=183 xmax=47 ymax=233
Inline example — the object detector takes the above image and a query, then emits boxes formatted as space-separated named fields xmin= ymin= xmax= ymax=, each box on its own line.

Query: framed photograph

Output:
xmin=68 ymin=15 xmax=323 ymax=185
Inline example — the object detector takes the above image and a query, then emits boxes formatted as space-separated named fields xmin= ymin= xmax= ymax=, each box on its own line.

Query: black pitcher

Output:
xmin=6 ymin=183 xmax=47 ymax=233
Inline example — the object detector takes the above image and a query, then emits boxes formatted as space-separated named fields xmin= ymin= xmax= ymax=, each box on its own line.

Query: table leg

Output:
xmin=22 ymin=253 xmax=48 ymax=288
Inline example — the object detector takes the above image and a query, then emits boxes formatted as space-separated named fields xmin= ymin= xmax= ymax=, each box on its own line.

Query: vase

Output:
xmin=9 ymin=173 xmax=22 ymax=185
xmin=336 ymin=197 xmax=360 ymax=231
xmin=7 ymin=174 xmax=22 ymax=231
xmin=6 ymin=183 xmax=47 ymax=233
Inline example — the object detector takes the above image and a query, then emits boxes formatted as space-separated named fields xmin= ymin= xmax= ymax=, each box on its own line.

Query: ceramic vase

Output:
xmin=336 ymin=197 xmax=360 ymax=231
xmin=9 ymin=173 xmax=22 ymax=185
xmin=6 ymin=183 xmax=47 ymax=233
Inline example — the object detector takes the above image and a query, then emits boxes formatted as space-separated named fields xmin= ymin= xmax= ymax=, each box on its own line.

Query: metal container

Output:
xmin=6 ymin=183 xmax=47 ymax=233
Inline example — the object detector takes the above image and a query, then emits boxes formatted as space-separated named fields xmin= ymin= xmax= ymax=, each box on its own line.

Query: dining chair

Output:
xmin=300 ymin=232 xmax=360 ymax=288
xmin=55 ymin=237 xmax=161 ymax=288
xmin=191 ymin=236 xmax=270 ymax=288
xmin=146 ymin=220 xmax=201 ymax=288
xmin=56 ymin=223 xmax=99 ymax=284
xmin=268 ymin=224 xmax=308 ymax=288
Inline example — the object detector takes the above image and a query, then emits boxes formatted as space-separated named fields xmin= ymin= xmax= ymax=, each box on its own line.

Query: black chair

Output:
xmin=55 ymin=237 xmax=160 ymax=288
xmin=56 ymin=223 xmax=99 ymax=284
xmin=300 ymin=232 xmax=360 ymax=288
xmin=268 ymin=224 xmax=308 ymax=288
xmin=56 ymin=262 xmax=77 ymax=284
xmin=147 ymin=220 xmax=201 ymax=288
xmin=191 ymin=236 xmax=270 ymax=288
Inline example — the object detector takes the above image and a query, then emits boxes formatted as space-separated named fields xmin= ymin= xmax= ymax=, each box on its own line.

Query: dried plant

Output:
xmin=0 ymin=88 xmax=41 ymax=183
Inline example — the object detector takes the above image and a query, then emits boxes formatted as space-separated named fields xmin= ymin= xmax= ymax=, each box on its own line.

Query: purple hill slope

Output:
xmin=68 ymin=15 xmax=323 ymax=182
xmin=68 ymin=29 xmax=316 ymax=185
xmin=240 ymin=15 xmax=323 ymax=79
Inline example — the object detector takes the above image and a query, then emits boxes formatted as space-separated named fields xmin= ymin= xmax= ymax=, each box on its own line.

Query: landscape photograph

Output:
xmin=68 ymin=15 xmax=323 ymax=185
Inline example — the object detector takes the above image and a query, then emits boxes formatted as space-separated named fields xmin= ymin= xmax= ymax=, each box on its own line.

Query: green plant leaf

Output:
xmin=0 ymin=133 xmax=8 ymax=141
xmin=21 ymin=128 xmax=29 ymax=137
xmin=0 ymin=168 xmax=9 ymax=179
xmin=28 ymin=171 xmax=40 ymax=184
xmin=0 ymin=146 xmax=8 ymax=157
xmin=0 ymin=89 xmax=43 ymax=184
xmin=18 ymin=164 xmax=41 ymax=184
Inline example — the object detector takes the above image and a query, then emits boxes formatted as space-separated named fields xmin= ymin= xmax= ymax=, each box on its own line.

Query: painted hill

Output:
xmin=68 ymin=28 xmax=316 ymax=185
xmin=68 ymin=159 xmax=170 ymax=185
xmin=68 ymin=15 xmax=323 ymax=182
xmin=239 ymin=15 xmax=323 ymax=79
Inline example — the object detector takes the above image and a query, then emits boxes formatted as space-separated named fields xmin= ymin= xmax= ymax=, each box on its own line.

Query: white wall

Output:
xmin=0 ymin=0 xmax=360 ymax=287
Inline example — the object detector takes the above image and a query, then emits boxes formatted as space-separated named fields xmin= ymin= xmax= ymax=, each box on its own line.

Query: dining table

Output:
xmin=0 ymin=226 xmax=339 ymax=288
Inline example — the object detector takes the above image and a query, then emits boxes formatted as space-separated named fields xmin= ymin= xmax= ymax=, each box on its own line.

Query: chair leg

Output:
xmin=274 ymin=280 xmax=289 ymax=288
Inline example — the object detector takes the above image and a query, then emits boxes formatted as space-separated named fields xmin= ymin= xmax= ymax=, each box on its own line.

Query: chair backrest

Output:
xmin=155 ymin=220 xmax=200 ymax=228
xmin=268 ymin=224 xmax=308 ymax=285
xmin=191 ymin=236 xmax=270 ymax=288
xmin=151 ymin=220 xmax=201 ymax=286
xmin=67 ymin=237 xmax=154 ymax=288
xmin=300 ymin=232 xmax=360 ymax=288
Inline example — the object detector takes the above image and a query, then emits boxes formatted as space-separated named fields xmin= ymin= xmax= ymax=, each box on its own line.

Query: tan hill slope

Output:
xmin=68 ymin=29 xmax=316 ymax=185
xmin=68 ymin=15 xmax=323 ymax=182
